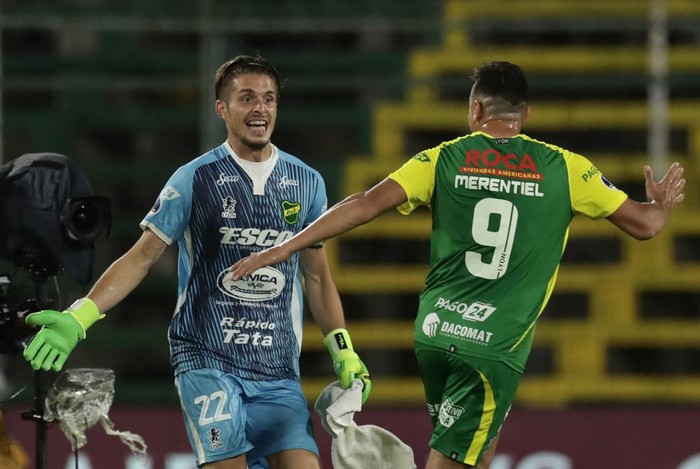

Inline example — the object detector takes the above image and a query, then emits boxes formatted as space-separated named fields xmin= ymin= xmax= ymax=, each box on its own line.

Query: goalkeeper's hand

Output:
xmin=23 ymin=298 xmax=103 ymax=372
xmin=324 ymin=328 xmax=371 ymax=404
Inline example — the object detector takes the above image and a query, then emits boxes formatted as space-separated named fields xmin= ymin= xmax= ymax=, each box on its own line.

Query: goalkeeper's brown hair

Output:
xmin=215 ymin=55 xmax=281 ymax=102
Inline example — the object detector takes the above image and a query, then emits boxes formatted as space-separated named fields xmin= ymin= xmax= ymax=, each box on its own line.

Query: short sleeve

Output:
xmin=140 ymin=165 xmax=194 ymax=244
xmin=387 ymin=148 xmax=439 ymax=215
xmin=564 ymin=151 xmax=628 ymax=219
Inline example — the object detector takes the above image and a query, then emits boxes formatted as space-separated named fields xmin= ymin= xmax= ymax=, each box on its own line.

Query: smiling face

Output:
xmin=216 ymin=73 xmax=278 ymax=161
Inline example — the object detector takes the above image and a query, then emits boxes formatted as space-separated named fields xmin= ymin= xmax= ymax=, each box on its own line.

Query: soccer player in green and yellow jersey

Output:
xmin=230 ymin=61 xmax=686 ymax=469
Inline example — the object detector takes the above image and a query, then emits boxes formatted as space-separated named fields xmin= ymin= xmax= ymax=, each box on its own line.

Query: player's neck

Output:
xmin=228 ymin=140 xmax=273 ymax=162
xmin=478 ymin=119 xmax=522 ymax=138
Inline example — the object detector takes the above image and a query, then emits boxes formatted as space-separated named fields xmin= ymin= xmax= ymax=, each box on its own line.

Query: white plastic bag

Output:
xmin=44 ymin=368 xmax=147 ymax=456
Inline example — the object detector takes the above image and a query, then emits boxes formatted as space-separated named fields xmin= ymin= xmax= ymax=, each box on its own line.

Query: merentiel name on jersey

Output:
xmin=388 ymin=132 xmax=627 ymax=372
xmin=141 ymin=142 xmax=327 ymax=381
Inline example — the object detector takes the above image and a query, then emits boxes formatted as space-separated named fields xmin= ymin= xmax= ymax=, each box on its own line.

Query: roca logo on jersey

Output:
xmin=219 ymin=227 xmax=293 ymax=247
xmin=217 ymin=266 xmax=285 ymax=301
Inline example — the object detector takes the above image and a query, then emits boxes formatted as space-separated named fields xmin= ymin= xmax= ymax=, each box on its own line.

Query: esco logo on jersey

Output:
xmin=219 ymin=227 xmax=293 ymax=247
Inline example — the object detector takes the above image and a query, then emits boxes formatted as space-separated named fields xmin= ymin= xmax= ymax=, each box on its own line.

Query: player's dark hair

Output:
xmin=469 ymin=61 xmax=529 ymax=106
xmin=215 ymin=54 xmax=281 ymax=101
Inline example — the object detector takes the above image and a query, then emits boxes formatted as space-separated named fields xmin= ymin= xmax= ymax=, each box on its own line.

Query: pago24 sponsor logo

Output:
xmin=434 ymin=297 xmax=496 ymax=322
xmin=217 ymin=266 xmax=285 ymax=301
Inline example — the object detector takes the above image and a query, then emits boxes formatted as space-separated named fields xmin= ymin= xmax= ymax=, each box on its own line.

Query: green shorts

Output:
xmin=416 ymin=345 xmax=522 ymax=466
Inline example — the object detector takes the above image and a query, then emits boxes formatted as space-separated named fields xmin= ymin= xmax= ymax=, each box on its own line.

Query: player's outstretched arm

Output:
xmin=230 ymin=178 xmax=408 ymax=279
xmin=86 ymin=230 xmax=168 ymax=312
xmin=23 ymin=230 xmax=167 ymax=371
xmin=607 ymin=162 xmax=686 ymax=240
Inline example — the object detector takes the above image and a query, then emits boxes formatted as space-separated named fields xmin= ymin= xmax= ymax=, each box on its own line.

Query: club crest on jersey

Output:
xmin=412 ymin=152 xmax=430 ymax=163
xmin=438 ymin=398 xmax=464 ymax=428
xmin=221 ymin=196 xmax=237 ymax=219
xmin=281 ymin=200 xmax=301 ymax=225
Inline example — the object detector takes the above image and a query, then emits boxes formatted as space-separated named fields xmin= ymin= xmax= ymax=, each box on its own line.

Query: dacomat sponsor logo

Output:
xmin=218 ymin=266 xmax=285 ymax=301
xmin=440 ymin=321 xmax=493 ymax=345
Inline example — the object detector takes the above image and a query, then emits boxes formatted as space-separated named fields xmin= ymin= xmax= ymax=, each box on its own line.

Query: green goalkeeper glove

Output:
xmin=324 ymin=328 xmax=371 ymax=404
xmin=23 ymin=298 xmax=104 ymax=372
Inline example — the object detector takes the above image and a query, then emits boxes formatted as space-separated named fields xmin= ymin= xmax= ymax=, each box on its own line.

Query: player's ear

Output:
xmin=523 ymin=105 xmax=531 ymax=125
xmin=215 ymin=99 xmax=227 ymax=119
xmin=469 ymin=98 xmax=484 ymax=129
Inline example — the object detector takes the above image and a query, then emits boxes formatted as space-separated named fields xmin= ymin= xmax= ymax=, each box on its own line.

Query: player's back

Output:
xmin=408 ymin=132 xmax=624 ymax=370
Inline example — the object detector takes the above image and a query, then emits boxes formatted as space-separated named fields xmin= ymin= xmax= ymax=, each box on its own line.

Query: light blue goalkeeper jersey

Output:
xmin=140 ymin=142 xmax=327 ymax=381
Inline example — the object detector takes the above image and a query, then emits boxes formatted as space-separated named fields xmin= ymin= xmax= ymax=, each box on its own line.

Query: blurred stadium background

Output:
xmin=1 ymin=0 xmax=700 ymax=467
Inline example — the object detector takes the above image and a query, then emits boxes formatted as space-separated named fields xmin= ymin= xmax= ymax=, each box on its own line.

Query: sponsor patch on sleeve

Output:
xmin=601 ymin=175 xmax=617 ymax=189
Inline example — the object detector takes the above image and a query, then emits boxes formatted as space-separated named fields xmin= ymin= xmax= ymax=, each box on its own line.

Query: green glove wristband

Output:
xmin=65 ymin=298 xmax=104 ymax=337
xmin=324 ymin=328 xmax=354 ymax=356
xmin=323 ymin=327 xmax=371 ymax=402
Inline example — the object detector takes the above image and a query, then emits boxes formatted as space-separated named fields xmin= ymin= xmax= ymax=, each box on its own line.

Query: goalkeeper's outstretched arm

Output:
xmin=23 ymin=229 xmax=167 ymax=371
xmin=86 ymin=229 xmax=168 ymax=312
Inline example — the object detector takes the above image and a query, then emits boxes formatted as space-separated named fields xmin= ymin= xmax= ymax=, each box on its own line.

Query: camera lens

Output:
xmin=64 ymin=196 xmax=112 ymax=241
xmin=72 ymin=202 xmax=100 ymax=231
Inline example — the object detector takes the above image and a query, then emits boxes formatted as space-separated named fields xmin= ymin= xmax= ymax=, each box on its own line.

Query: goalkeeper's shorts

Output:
xmin=175 ymin=368 xmax=319 ymax=466
xmin=416 ymin=346 xmax=523 ymax=467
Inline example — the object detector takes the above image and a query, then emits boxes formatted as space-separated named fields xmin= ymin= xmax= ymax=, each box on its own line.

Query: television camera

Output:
xmin=0 ymin=152 xmax=112 ymax=349
xmin=0 ymin=152 xmax=111 ymax=469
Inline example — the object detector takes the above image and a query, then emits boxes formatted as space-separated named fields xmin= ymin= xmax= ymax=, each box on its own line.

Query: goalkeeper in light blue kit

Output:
xmin=22 ymin=55 xmax=370 ymax=469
